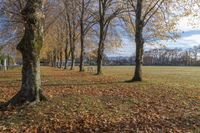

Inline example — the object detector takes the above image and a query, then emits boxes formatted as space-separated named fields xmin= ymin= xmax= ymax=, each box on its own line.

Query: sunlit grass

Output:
xmin=0 ymin=66 xmax=199 ymax=132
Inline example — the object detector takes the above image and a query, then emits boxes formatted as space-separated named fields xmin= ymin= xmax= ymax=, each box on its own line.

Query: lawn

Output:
xmin=0 ymin=66 xmax=200 ymax=132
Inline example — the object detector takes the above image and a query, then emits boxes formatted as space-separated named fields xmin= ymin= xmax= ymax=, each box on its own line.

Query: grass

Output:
xmin=0 ymin=66 xmax=199 ymax=132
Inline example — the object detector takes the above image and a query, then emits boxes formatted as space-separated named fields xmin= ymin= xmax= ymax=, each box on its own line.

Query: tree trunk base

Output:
xmin=80 ymin=68 xmax=85 ymax=72
xmin=125 ymin=77 xmax=142 ymax=83
xmin=96 ymin=71 xmax=103 ymax=75
xmin=132 ymin=76 xmax=142 ymax=82
xmin=0 ymin=91 xmax=47 ymax=109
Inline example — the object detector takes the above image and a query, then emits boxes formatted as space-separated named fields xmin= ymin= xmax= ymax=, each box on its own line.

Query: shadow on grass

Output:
xmin=0 ymin=80 xmax=140 ymax=88
xmin=43 ymin=80 xmax=131 ymax=87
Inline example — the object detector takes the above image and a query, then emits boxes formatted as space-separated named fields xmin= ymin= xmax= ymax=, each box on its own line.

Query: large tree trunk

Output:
xmin=132 ymin=0 xmax=144 ymax=82
xmin=133 ymin=42 xmax=144 ymax=81
xmin=6 ymin=0 xmax=46 ymax=106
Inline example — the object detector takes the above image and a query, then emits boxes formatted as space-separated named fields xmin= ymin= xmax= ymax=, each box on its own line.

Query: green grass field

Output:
xmin=0 ymin=66 xmax=200 ymax=132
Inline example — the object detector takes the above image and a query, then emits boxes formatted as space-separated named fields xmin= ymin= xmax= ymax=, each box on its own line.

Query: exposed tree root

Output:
xmin=0 ymin=91 xmax=47 ymax=110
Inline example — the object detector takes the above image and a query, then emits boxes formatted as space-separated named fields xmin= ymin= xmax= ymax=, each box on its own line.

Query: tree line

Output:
xmin=143 ymin=46 xmax=200 ymax=66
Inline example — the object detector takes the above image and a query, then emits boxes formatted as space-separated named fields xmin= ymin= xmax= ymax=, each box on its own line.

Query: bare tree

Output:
xmin=125 ymin=0 xmax=178 ymax=81
xmin=63 ymin=0 xmax=80 ymax=70
xmin=96 ymin=0 xmax=124 ymax=75
xmin=78 ymin=0 xmax=96 ymax=72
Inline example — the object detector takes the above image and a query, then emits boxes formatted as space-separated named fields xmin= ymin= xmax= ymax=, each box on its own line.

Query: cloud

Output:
xmin=166 ymin=32 xmax=200 ymax=49
xmin=108 ymin=16 xmax=200 ymax=57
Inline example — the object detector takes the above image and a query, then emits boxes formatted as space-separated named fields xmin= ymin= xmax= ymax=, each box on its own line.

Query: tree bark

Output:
xmin=56 ymin=50 xmax=60 ymax=68
xmin=64 ymin=45 xmax=69 ymax=69
xmin=53 ymin=49 xmax=57 ymax=67
xmin=97 ymin=1 xmax=105 ymax=75
xmin=79 ymin=0 xmax=85 ymax=72
xmin=59 ymin=49 xmax=63 ymax=68
xmin=132 ymin=0 xmax=144 ymax=82
xmin=70 ymin=32 xmax=76 ymax=70
xmin=133 ymin=42 xmax=144 ymax=81
xmin=70 ymin=42 xmax=75 ymax=70
xmin=6 ymin=0 xmax=46 ymax=106
xmin=70 ymin=49 xmax=75 ymax=70
xmin=97 ymin=41 xmax=104 ymax=75
xmin=50 ymin=52 xmax=54 ymax=67
xmin=79 ymin=21 xmax=85 ymax=72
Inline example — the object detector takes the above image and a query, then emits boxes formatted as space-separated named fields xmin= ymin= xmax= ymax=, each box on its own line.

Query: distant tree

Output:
xmin=78 ymin=0 xmax=96 ymax=72
xmin=63 ymin=0 xmax=80 ymax=70
xmin=96 ymin=0 xmax=124 ymax=75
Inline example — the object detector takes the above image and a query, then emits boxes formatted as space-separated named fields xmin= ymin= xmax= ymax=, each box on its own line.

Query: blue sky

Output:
xmin=108 ymin=16 xmax=200 ymax=57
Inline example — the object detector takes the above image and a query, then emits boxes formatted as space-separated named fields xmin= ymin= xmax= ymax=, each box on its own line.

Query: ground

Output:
xmin=0 ymin=66 xmax=200 ymax=132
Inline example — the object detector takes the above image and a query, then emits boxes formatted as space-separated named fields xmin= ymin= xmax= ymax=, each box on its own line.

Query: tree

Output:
xmin=2 ymin=0 xmax=46 ymax=107
xmin=63 ymin=0 xmax=80 ymax=70
xmin=125 ymin=0 xmax=178 ymax=81
xmin=78 ymin=0 xmax=95 ymax=72
xmin=96 ymin=0 xmax=124 ymax=75
xmin=41 ymin=0 xmax=67 ymax=68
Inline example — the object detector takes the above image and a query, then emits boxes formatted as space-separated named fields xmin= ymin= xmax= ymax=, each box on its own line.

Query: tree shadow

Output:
xmin=0 ymin=102 xmax=9 ymax=110
xmin=43 ymin=81 xmax=126 ymax=87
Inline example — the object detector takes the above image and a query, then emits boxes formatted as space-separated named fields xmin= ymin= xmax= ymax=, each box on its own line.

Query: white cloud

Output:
xmin=111 ymin=16 xmax=200 ymax=57
xmin=177 ymin=16 xmax=200 ymax=31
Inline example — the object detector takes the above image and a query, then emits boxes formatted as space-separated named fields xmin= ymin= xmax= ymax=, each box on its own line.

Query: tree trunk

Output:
xmin=79 ymin=0 xmax=85 ymax=72
xmin=132 ymin=42 xmax=144 ymax=81
xmin=132 ymin=0 xmax=144 ymax=82
xmin=97 ymin=13 xmax=104 ymax=75
xmin=50 ymin=52 xmax=54 ymax=67
xmin=97 ymin=41 xmax=104 ymax=75
xmin=79 ymin=22 xmax=85 ymax=72
xmin=4 ymin=58 xmax=7 ymax=71
xmin=64 ymin=46 xmax=69 ymax=69
xmin=6 ymin=0 xmax=46 ymax=106
xmin=70 ymin=49 xmax=75 ymax=70
xmin=57 ymin=51 xmax=60 ymax=68
xmin=53 ymin=49 xmax=57 ymax=67
xmin=70 ymin=34 xmax=76 ymax=70
xmin=59 ymin=50 xmax=63 ymax=68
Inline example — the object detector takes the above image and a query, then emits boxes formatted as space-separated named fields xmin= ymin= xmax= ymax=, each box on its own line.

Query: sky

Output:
xmin=108 ymin=16 xmax=200 ymax=57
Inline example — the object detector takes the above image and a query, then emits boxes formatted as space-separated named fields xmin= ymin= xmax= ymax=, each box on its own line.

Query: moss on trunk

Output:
xmin=5 ymin=0 xmax=46 ymax=107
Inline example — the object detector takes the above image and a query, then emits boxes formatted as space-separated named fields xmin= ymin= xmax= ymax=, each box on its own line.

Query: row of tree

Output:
xmin=0 ymin=0 xmax=199 ymax=106
xmin=99 ymin=46 xmax=200 ymax=66
xmin=42 ymin=0 xmax=179 ymax=79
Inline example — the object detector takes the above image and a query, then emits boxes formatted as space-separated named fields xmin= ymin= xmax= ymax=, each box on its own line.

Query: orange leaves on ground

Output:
xmin=0 ymin=67 xmax=200 ymax=132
